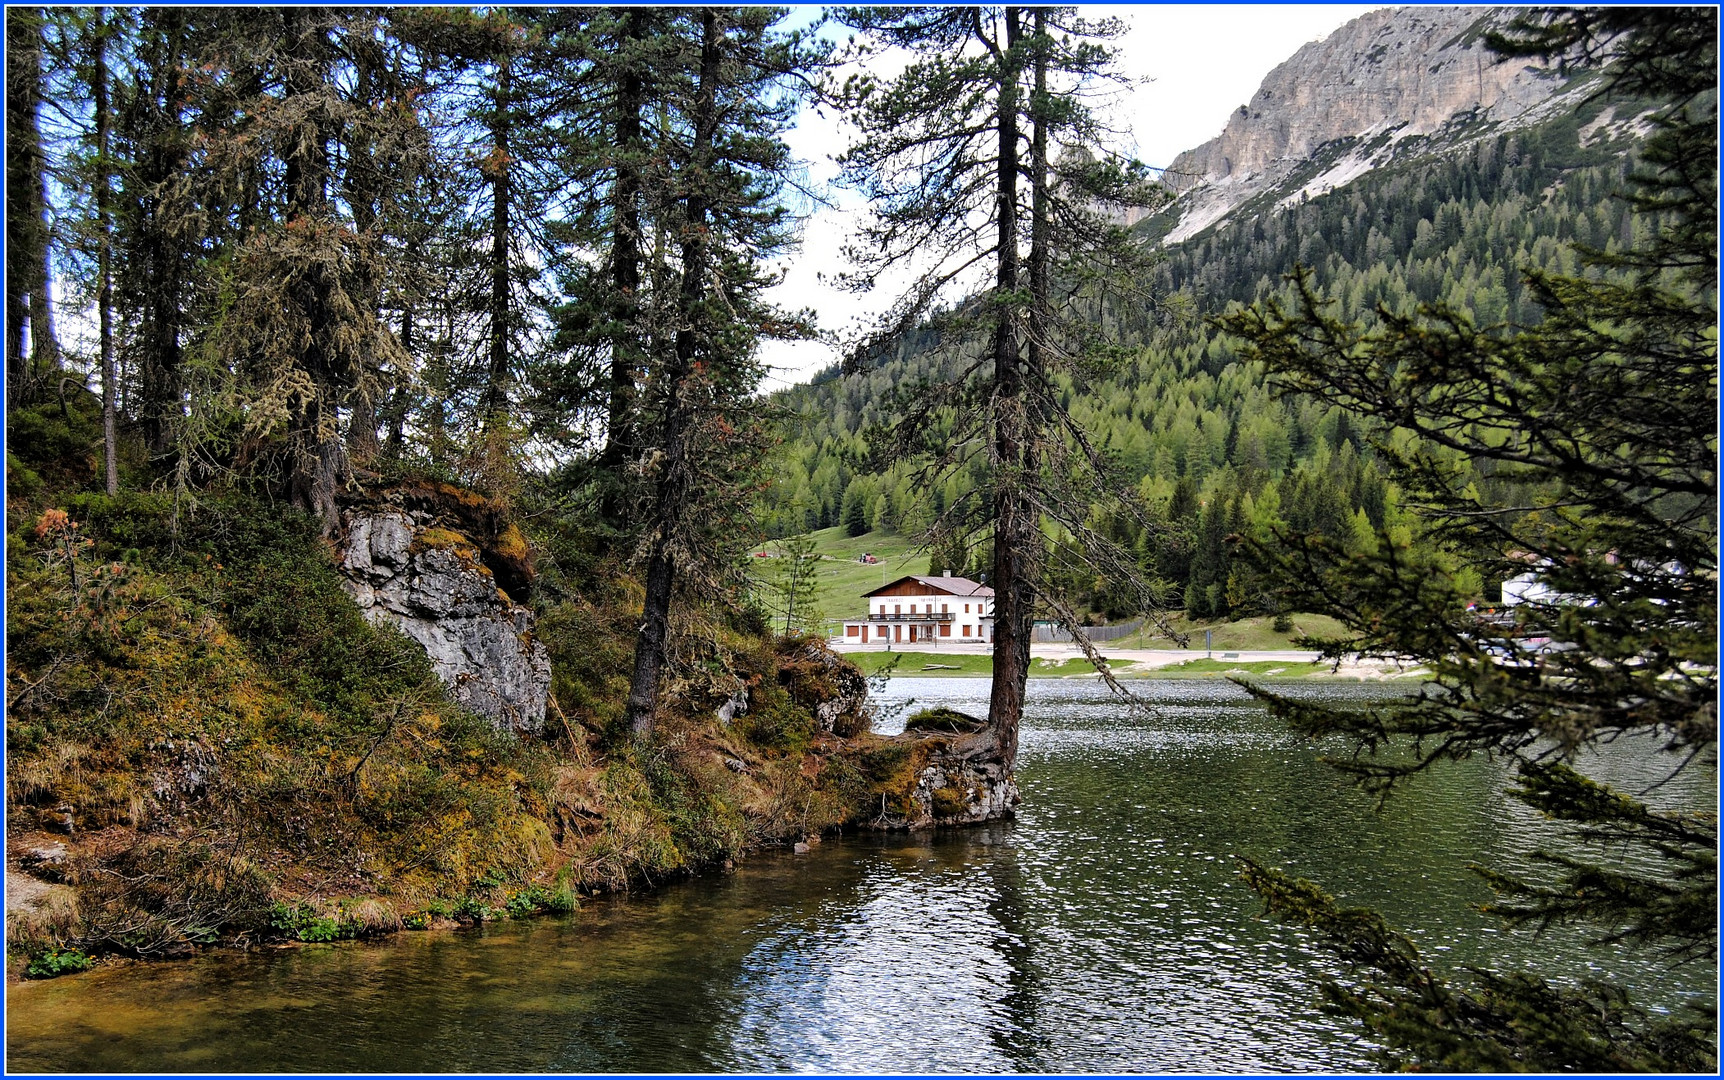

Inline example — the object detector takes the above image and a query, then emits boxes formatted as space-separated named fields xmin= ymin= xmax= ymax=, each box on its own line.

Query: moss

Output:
xmin=774 ymin=635 xmax=869 ymax=737
xmin=734 ymin=685 xmax=816 ymax=755
xmin=407 ymin=526 xmax=481 ymax=562
xmin=903 ymin=707 xmax=985 ymax=733
xmin=851 ymin=738 xmax=934 ymax=819
xmin=931 ymin=785 xmax=969 ymax=819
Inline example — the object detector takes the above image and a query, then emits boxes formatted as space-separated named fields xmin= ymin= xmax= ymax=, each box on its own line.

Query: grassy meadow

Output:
xmin=763 ymin=528 xmax=1348 ymax=650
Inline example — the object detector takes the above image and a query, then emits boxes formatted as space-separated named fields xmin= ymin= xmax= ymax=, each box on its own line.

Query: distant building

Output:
xmin=841 ymin=574 xmax=995 ymax=645
xmin=1501 ymin=571 xmax=1557 ymax=607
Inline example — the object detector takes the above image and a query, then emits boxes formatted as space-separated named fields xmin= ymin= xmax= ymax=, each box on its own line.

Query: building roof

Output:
xmin=862 ymin=574 xmax=995 ymax=598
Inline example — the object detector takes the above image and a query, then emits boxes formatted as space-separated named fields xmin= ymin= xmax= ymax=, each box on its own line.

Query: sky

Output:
xmin=757 ymin=3 xmax=1382 ymax=391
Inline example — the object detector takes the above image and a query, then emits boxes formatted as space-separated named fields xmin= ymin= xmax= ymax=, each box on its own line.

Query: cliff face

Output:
xmin=1160 ymin=6 xmax=1579 ymax=241
xmin=339 ymin=510 xmax=551 ymax=734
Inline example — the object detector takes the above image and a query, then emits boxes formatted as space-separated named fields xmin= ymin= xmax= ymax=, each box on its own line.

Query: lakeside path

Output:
xmin=830 ymin=639 xmax=1427 ymax=680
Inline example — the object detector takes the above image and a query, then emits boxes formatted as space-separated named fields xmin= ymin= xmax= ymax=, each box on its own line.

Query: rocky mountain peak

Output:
xmin=1158 ymin=6 xmax=1579 ymax=242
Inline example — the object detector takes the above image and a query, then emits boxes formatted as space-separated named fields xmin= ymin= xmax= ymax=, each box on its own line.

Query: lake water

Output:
xmin=7 ymin=677 xmax=1714 ymax=1072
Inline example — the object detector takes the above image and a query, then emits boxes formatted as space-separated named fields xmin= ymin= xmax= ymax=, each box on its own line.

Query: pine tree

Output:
xmin=622 ymin=8 xmax=822 ymax=737
xmin=1225 ymin=9 xmax=1717 ymax=1070
xmin=114 ymin=7 xmax=195 ymax=459
xmin=832 ymin=5 xmax=1175 ymax=768
xmin=6 ymin=6 xmax=62 ymax=406
xmin=183 ymin=8 xmax=426 ymax=532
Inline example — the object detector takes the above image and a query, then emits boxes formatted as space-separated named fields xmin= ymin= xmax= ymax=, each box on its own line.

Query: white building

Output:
xmin=841 ymin=575 xmax=995 ymax=646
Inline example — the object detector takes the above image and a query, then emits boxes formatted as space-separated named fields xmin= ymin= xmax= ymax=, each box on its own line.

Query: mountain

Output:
xmin=760 ymin=5 xmax=1654 ymax=619
xmin=1151 ymin=6 xmax=1597 ymax=242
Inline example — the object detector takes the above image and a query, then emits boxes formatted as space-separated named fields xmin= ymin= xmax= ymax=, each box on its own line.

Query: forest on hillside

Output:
xmin=760 ymin=87 xmax=1664 ymax=621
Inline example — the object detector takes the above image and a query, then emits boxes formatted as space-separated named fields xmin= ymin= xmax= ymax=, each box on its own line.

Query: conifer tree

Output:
xmin=7 ymin=6 xmax=62 ymax=406
xmin=114 ymin=7 xmax=196 ymax=458
xmin=1225 ymin=8 xmax=1717 ymax=1069
xmin=621 ymin=7 xmax=822 ymax=737
xmin=181 ymin=7 xmax=426 ymax=531
xmin=833 ymin=5 xmax=1174 ymax=766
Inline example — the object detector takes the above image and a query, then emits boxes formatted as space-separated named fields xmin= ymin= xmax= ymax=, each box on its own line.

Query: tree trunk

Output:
xmin=138 ymin=9 xmax=188 ymax=457
xmin=381 ymin=305 xmax=412 ymax=460
xmin=282 ymin=7 xmax=347 ymax=535
xmin=986 ymin=7 xmax=1031 ymax=771
xmin=599 ymin=9 xmax=647 ymax=486
xmin=25 ymin=10 xmax=59 ymax=381
xmin=4 ymin=11 xmax=30 ymax=408
xmin=94 ymin=8 xmax=118 ymax=495
xmin=482 ymin=43 xmax=513 ymax=423
xmin=623 ymin=9 xmax=719 ymax=739
xmin=343 ymin=20 xmax=383 ymax=465
xmin=7 ymin=7 xmax=57 ymax=405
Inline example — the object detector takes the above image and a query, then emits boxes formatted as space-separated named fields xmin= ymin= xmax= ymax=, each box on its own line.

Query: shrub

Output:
xmin=268 ymin=901 xmax=343 ymax=942
xmin=24 ymin=948 xmax=93 ymax=979
xmin=454 ymin=896 xmax=500 ymax=922
xmin=6 ymin=399 xmax=101 ymax=492
xmin=296 ymin=916 xmax=341 ymax=943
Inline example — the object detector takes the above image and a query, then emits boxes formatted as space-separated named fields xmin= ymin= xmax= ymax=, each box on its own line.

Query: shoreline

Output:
xmin=834 ymin=642 xmax=1429 ymax=681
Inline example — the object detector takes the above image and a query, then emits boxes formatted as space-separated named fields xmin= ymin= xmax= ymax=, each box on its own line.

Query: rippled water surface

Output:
xmin=8 ymin=678 xmax=1715 ymax=1072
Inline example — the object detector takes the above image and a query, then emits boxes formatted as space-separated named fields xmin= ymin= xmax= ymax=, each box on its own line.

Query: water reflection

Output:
xmin=7 ymin=678 xmax=1713 ymax=1073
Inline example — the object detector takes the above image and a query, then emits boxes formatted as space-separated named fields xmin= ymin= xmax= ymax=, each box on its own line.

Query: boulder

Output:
xmin=338 ymin=510 xmax=551 ymax=733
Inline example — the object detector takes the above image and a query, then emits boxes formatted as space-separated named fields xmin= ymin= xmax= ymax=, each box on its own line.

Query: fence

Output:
xmin=1031 ymin=618 xmax=1143 ymax=643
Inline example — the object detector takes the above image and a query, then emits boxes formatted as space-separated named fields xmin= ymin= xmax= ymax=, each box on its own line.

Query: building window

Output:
xmin=941 ymin=603 xmax=948 ymax=613
xmin=964 ymin=603 xmax=970 ymax=612
xmin=846 ymin=626 xmax=859 ymax=637
xmin=962 ymin=624 xmax=970 ymax=636
xmin=894 ymin=604 xmax=901 ymax=615
xmin=940 ymin=624 xmax=951 ymax=637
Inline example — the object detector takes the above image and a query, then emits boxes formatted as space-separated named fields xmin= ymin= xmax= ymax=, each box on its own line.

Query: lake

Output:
xmin=7 ymin=677 xmax=1714 ymax=1072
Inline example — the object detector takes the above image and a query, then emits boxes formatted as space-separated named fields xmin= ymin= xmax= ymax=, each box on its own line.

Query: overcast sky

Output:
xmin=757 ymin=4 xmax=1382 ymax=390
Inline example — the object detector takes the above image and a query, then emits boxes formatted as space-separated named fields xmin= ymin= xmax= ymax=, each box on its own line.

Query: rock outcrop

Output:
xmin=867 ymin=710 xmax=1021 ymax=829
xmin=1160 ymin=6 xmax=1580 ymax=242
xmin=774 ymin=636 xmax=870 ymax=737
xmin=338 ymin=509 xmax=550 ymax=733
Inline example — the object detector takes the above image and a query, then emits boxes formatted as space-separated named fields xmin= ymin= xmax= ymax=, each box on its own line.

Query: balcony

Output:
xmin=869 ymin=611 xmax=956 ymax=622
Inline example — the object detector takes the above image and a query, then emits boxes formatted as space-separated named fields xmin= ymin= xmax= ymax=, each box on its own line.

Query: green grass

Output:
xmin=843 ymin=653 xmax=1130 ymax=678
xmin=840 ymin=651 xmax=1416 ymax=681
xmin=1118 ymin=612 xmax=1349 ymax=652
xmin=845 ymin=651 xmax=995 ymax=677
xmin=1131 ymin=658 xmax=1330 ymax=679
xmin=761 ymin=528 xmax=927 ymax=626
xmin=1031 ymin=657 xmax=1135 ymax=676
xmin=763 ymin=530 xmax=1352 ymax=650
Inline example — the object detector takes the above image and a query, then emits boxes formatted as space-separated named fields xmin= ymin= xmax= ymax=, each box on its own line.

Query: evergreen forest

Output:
xmin=761 ymin=86 xmax=1665 ymax=621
